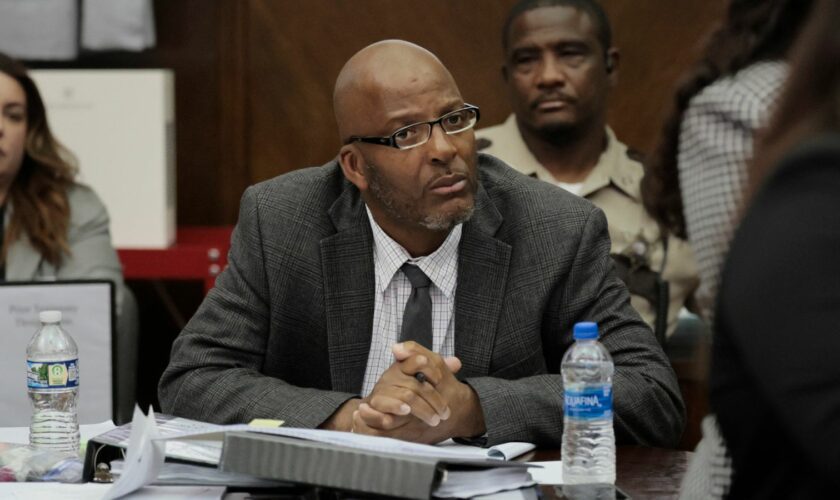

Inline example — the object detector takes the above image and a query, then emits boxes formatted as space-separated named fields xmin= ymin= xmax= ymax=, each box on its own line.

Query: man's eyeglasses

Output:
xmin=346 ymin=104 xmax=480 ymax=150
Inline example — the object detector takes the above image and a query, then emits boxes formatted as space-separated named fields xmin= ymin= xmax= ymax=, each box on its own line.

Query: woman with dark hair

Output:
xmin=642 ymin=0 xmax=813 ymax=322
xmin=639 ymin=2 xmax=815 ymax=498
xmin=712 ymin=0 xmax=840 ymax=495
xmin=0 ymin=52 xmax=123 ymax=297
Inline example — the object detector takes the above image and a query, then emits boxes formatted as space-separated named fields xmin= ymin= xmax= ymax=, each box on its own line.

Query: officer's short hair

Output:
xmin=502 ymin=0 xmax=613 ymax=53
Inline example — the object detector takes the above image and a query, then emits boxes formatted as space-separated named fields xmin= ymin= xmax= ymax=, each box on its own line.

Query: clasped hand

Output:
xmin=352 ymin=341 xmax=477 ymax=444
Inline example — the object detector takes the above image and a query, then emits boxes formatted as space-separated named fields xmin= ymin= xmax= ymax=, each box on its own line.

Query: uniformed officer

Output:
xmin=477 ymin=0 xmax=698 ymax=340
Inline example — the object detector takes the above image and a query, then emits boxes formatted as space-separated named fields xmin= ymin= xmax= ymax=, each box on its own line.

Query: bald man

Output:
xmin=159 ymin=40 xmax=684 ymax=448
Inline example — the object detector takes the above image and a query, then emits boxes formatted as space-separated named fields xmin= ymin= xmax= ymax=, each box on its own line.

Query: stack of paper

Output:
xmin=0 ymin=483 xmax=225 ymax=500
xmin=87 ymin=407 xmax=541 ymax=499
xmin=436 ymin=467 xmax=535 ymax=498
xmin=235 ymin=426 xmax=534 ymax=462
xmin=87 ymin=414 xmax=538 ymax=465
xmin=437 ymin=439 xmax=536 ymax=460
xmin=88 ymin=414 xmax=225 ymax=465
xmin=109 ymin=459 xmax=289 ymax=488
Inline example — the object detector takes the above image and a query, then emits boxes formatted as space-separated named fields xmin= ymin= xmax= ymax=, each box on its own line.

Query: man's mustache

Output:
xmin=531 ymin=92 xmax=576 ymax=109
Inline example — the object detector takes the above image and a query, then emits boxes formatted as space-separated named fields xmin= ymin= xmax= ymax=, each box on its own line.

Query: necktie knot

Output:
xmin=401 ymin=263 xmax=431 ymax=289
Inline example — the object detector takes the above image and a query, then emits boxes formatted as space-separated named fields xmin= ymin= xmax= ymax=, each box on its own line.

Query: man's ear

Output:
xmin=605 ymin=48 xmax=620 ymax=85
xmin=338 ymin=145 xmax=368 ymax=192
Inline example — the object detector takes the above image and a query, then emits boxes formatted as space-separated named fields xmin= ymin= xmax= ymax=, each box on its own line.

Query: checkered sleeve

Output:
xmin=677 ymin=61 xmax=788 ymax=323
xmin=675 ymin=61 xmax=788 ymax=500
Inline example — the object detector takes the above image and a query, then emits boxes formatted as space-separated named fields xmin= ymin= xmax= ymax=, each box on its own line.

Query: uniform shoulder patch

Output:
xmin=476 ymin=137 xmax=493 ymax=151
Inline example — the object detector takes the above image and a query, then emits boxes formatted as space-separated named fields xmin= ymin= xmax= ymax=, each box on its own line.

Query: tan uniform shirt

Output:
xmin=477 ymin=115 xmax=698 ymax=337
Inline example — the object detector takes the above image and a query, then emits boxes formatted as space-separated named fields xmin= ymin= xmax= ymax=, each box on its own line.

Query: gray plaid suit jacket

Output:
xmin=159 ymin=154 xmax=684 ymax=447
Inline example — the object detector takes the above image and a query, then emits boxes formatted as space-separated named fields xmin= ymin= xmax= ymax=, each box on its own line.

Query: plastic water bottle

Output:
xmin=26 ymin=310 xmax=80 ymax=454
xmin=561 ymin=322 xmax=615 ymax=487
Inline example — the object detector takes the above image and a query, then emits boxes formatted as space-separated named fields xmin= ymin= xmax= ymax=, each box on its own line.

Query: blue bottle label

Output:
xmin=27 ymin=359 xmax=79 ymax=389
xmin=564 ymin=385 xmax=612 ymax=420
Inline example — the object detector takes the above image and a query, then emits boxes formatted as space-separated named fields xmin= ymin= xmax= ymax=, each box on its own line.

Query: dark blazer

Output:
xmin=159 ymin=154 xmax=684 ymax=447
xmin=712 ymin=134 xmax=840 ymax=498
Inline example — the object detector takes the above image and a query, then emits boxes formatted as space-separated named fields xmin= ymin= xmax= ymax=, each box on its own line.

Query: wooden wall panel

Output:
xmin=28 ymin=1 xmax=729 ymax=225
xmin=242 ymin=0 xmax=728 ymax=182
xmin=603 ymin=0 xmax=729 ymax=151
xmin=245 ymin=0 xmax=520 ymax=182
xmin=217 ymin=0 xmax=252 ymax=223
xmin=152 ymin=0 xmax=226 ymax=225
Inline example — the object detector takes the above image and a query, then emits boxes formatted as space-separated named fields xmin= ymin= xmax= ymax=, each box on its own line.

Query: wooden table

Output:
xmin=524 ymin=446 xmax=692 ymax=499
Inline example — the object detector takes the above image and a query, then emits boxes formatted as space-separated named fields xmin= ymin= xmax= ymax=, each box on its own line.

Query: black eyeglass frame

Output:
xmin=345 ymin=104 xmax=481 ymax=150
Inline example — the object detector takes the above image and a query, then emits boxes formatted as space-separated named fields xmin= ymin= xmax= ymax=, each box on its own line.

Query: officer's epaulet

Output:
xmin=625 ymin=147 xmax=646 ymax=163
xmin=476 ymin=137 xmax=493 ymax=151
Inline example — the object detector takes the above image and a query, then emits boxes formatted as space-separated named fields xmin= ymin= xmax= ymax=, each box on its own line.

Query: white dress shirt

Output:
xmin=360 ymin=207 xmax=461 ymax=397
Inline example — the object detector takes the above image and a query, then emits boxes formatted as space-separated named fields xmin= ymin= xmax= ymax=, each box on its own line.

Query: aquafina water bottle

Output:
xmin=561 ymin=321 xmax=615 ymax=486
xmin=26 ymin=310 xmax=80 ymax=454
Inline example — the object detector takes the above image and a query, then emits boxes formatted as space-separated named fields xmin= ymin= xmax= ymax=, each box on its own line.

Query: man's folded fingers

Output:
xmin=357 ymin=402 xmax=405 ymax=430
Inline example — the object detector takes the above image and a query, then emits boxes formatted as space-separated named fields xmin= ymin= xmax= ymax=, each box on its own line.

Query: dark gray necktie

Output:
xmin=400 ymin=263 xmax=433 ymax=350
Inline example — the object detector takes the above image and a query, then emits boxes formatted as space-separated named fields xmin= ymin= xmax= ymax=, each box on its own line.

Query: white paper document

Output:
xmin=91 ymin=414 xmax=225 ymax=465
xmin=89 ymin=411 xmax=538 ymax=466
xmin=0 ymin=483 xmax=224 ymax=500
xmin=434 ymin=467 xmax=535 ymax=498
xmin=103 ymin=407 xmax=166 ymax=500
xmin=109 ymin=459 xmax=288 ymax=488
xmin=138 ymin=422 xmax=533 ymax=463
xmin=526 ymin=460 xmax=564 ymax=485
xmin=240 ymin=427 xmax=534 ymax=462
xmin=474 ymin=487 xmax=541 ymax=500
xmin=437 ymin=439 xmax=536 ymax=460
xmin=0 ymin=483 xmax=110 ymax=500
xmin=121 ymin=486 xmax=225 ymax=500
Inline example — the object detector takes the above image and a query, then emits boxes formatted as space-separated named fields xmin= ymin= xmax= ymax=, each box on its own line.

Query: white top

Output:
xmin=360 ymin=207 xmax=461 ymax=397
xmin=556 ymin=181 xmax=584 ymax=196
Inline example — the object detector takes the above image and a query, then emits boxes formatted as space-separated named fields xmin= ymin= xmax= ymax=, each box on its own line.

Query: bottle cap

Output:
xmin=573 ymin=321 xmax=598 ymax=340
xmin=39 ymin=310 xmax=62 ymax=323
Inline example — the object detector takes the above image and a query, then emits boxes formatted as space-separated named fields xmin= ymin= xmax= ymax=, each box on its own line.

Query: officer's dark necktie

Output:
xmin=400 ymin=263 xmax=433 ymax=350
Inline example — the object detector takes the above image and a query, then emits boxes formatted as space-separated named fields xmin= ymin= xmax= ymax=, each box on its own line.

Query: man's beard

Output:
xmin=534 ymin=120 xmax=588 ymax=148
xmin=365 ymin=162 xmax=475 ymax=232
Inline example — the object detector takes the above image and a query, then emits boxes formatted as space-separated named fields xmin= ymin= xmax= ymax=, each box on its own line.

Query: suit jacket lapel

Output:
xmin=455 ymin=183 xmax=511 ymax=377
xmin=321 ymin=180 xmax=375 ymax=394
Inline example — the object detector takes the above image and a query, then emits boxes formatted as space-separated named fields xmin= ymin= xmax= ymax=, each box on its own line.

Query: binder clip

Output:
xmin=92 ymin=462 xmax=113 ymax=483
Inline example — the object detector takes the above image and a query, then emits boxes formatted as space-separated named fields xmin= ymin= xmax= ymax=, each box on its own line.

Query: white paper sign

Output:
xmin=0 ymin=281 xmax=114 ymax=426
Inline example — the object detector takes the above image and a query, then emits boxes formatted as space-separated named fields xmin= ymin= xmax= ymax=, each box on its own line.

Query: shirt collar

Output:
xmin=495 ymin=114 xmax=549 ymax=181
xmin=496 ymin=116 xmax=641 ymax=201
xmin=366 ymin=206 xmax=461 ymax=298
